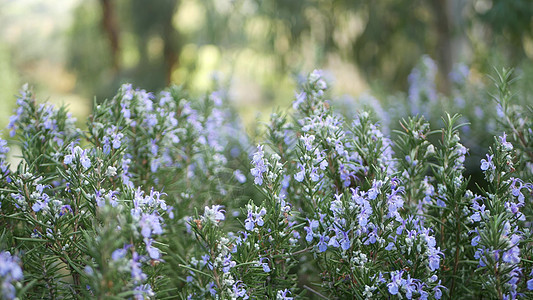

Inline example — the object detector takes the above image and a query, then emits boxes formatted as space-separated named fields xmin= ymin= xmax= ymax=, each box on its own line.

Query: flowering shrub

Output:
xmin=0 ymin=67 xmax=532 ymax=299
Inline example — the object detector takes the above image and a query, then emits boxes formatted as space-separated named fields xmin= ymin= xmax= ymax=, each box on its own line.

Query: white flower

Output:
xmin=203 ymin=205 xmax=226 ymax=224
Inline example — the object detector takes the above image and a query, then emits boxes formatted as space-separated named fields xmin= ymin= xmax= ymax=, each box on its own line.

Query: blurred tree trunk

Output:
xmin=161 ymin=2 xmax=180 ymax=86
xmin=100 ymin=0 xmax=120 ymax=71
xmin=163 ymin=28 xmax=179 ymax=86
xmin=431 ymin=0 xmax=452 ymax=94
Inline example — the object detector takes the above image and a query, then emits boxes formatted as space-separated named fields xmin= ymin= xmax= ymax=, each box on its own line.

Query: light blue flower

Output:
xmin=294 ymin=164 xmax=305 ymax=182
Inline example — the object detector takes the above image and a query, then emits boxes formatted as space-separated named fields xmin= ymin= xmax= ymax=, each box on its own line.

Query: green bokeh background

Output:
xmin=1 ymin=0 xmax=532 ymax=133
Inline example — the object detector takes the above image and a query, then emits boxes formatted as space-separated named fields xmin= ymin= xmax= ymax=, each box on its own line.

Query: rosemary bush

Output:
xmin=0 ymin=67 xmax=532 ymax=299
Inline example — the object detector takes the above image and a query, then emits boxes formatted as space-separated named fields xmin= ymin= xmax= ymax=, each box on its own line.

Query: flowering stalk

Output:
xmin=468 ymin=133 xmax=533 ymax=299
xmin=424 ymin=113 xmax=472 ymax=296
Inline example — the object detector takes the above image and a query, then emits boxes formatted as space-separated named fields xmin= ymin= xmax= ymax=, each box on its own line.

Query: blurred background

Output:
xmin=1 ymin=0 xmax=533 ymax=132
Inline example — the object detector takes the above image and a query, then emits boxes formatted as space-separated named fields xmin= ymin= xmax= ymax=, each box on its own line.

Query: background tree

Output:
xmin=13 ymin=0 xmax=533 ymax=114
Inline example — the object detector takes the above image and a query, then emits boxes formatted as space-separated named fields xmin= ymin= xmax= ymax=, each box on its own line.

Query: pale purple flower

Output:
xmin=32 ymin=201 xmax=45 ymax=212
xmin=64 ymin=145 xmax=91 ymax=169
xmin=304 ymin=219 xmax=319 ymax=242
xmin=528 ymin=278 xmax=533 ymax=290
xmin=309 ymin=167 xmax=320 ymax=182
xmin=166 ymin=206 xmax=174 ymax=219
xmin=470 ymin=196 xmax=485 ymax=223
xmin=203 ymin=205 xmax=225 ymax=223
xmin=364 ymin=225 xmax=378 ymax=245
xmin=202 ymin=254 xmax=212 ymax=270
xmin=0 ymin=251 xmax=23 ymax=300
xmin=144 ymin=113 xmax=158 ymax=127
xmin=244 ymin=212 xmax=255 ymax=231
xmin=0 ymin=138 xmax=10 ymax=178
xmin=367 ymin=181 xmax=381 ymax=200
xmin=80 ymin=153 xmax=91 ymax=169
xmin=309 ymin=69 xmax=324 ymax=85
xmin=328 ymin=235 xmax=340 ymax=248
xmin=84 ymin=266 xmax=94 ymax=275
xmin=256 ymin=257 xmax=270 ymax=273
xmin=112 ymin=247 xmax=127 ymax=261
xmin=499 ymin=132 xmax=513 ymax=151
xmin=31 ymin=188 xmax=50 ymax=212
xmin=64 ymin=154 xmax=74 ymax=165
xmin=330 ymin=194 xmax=344 ymax=215
xmin=428 ymin=247 xmax=443 ymax=271
xmin=277 ymin=289 xmax=293 ymax=300
xmin=502 ymin=235 xmax=521 ymax=264
xmin=301 ymin=134 xmax=315 ymax=151
xmin=208 ymin=281 xmax=217 ymax=296
xmin=244 ymin=206 xmax=266 ymax=231
xmin=421 ymin=177 xmax=435 ymax=203
xmin=433 ymin=280 xmax=445 ymax=299
xmin=480 ymin=154 xmax=494 ymax=171
xmin=403 ymin=274 xmax=419 ymax=299
xmin=222 ymin=255 xmax=236 ymax=273
xmin=340 ymin=231 xmax=351 ymax=250
xmin=294 ymin=164 xmax=305 ymax=182
xmin=352 ymin=188 xmax=372 ymax=229
xmin=210 ymin=91 xmax=223 ymax=106
xmin=387 ymin=188 xmax=404 ymax=219
xmin=133 ymin=284 xmax=154 ymax=300
xmin=387 ymin=270 xmax=404 ymax=295
xmin=139 ymin=213 xmax=163 ymax=238
xmin=145 ymin=238 xmax=160 ymax=260
xmin=233 ymin=169 xmax=247 ymax=183
xmin=112 ymin=132 xmax=124 ymax=149
xmin=292 ymin=91 xmax=306 ymax=110
xmin=436 ymin=198 xmax=446 ymax=208
xmin=315 ymin=149 xmax=328 ymax=170
xmin=231 ymin=282 xmax=248 ymax=299
xmin=59 ymin=205 xmax=72 ymax=216
xmin=510 ymin=178 xmax=525 ymax=203
xmin=130 ymin=252 xmax=147 ymax=283
xmin=317 ymin=232 xmax=329 ymax=252
xmin=471 ymin=234 xmax=480 ymax=247
xmin=385 ymin=241 xmax=395 ymax=251
xmin=250 ymin=145 xmax=267 ymax=185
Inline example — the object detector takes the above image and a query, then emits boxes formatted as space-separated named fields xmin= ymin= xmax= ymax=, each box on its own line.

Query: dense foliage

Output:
xmin=0 ymin=65 xmax=532 ymax=299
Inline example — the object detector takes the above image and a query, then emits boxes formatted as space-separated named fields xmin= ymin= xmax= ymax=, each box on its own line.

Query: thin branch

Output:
xmin=303 ymin=285 xmax=328 ymax=299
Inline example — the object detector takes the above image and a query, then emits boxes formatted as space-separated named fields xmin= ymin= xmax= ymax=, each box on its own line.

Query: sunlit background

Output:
xmin=1 ymin=0 xmax=532 ymax=133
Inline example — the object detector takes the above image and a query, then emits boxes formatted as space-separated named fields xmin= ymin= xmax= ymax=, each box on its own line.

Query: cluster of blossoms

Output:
xmin=246 ymin=70 xmax=449 ymax=298
xmin=8 ymin=173 xmax=76 ymax=223
xmin=90 ymin=83 xmax=247 ymax=193
xmin=244 ymin=204 xmax=266 ymax=231
xmin=407 ymin=55 xmax=438 ymax=118
xmin=0 ymin=138 xmax=10 ymax=182
xmin=63 ymin=145 xmax=92 ymax=170
xmin=90 ymin=84 xmax=181 ymax=184
xmin=0 ymin=66 xmax=532 ymax=299
xmin=341 ymin=56 xmax=497 ymax=163
xmin=7 ymin=84 xmax=78 ymax=141
xmin=182 ymin=206 xmax=248 ymax=299
xmin=0 ymin=251 xmax=23 ymax=299
xmin=162 ymin=67 xmax=524 ymax=298
xmin=250 ymin=145 xmax=268 ymax=185
xmin=181 ymin=141 xmax=299 ymax=299
xmin=469 ymin=134 xmax=533 ymax=299
xmin=0 ymin=84 xmax=180 ymax=299
xmin=241 ymin=69 xmax=532 ymax=299
xmin=133 ymin=188 xmax=167 ymax=260
xmin=250 ymin=144 xmax=285 ymax=189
